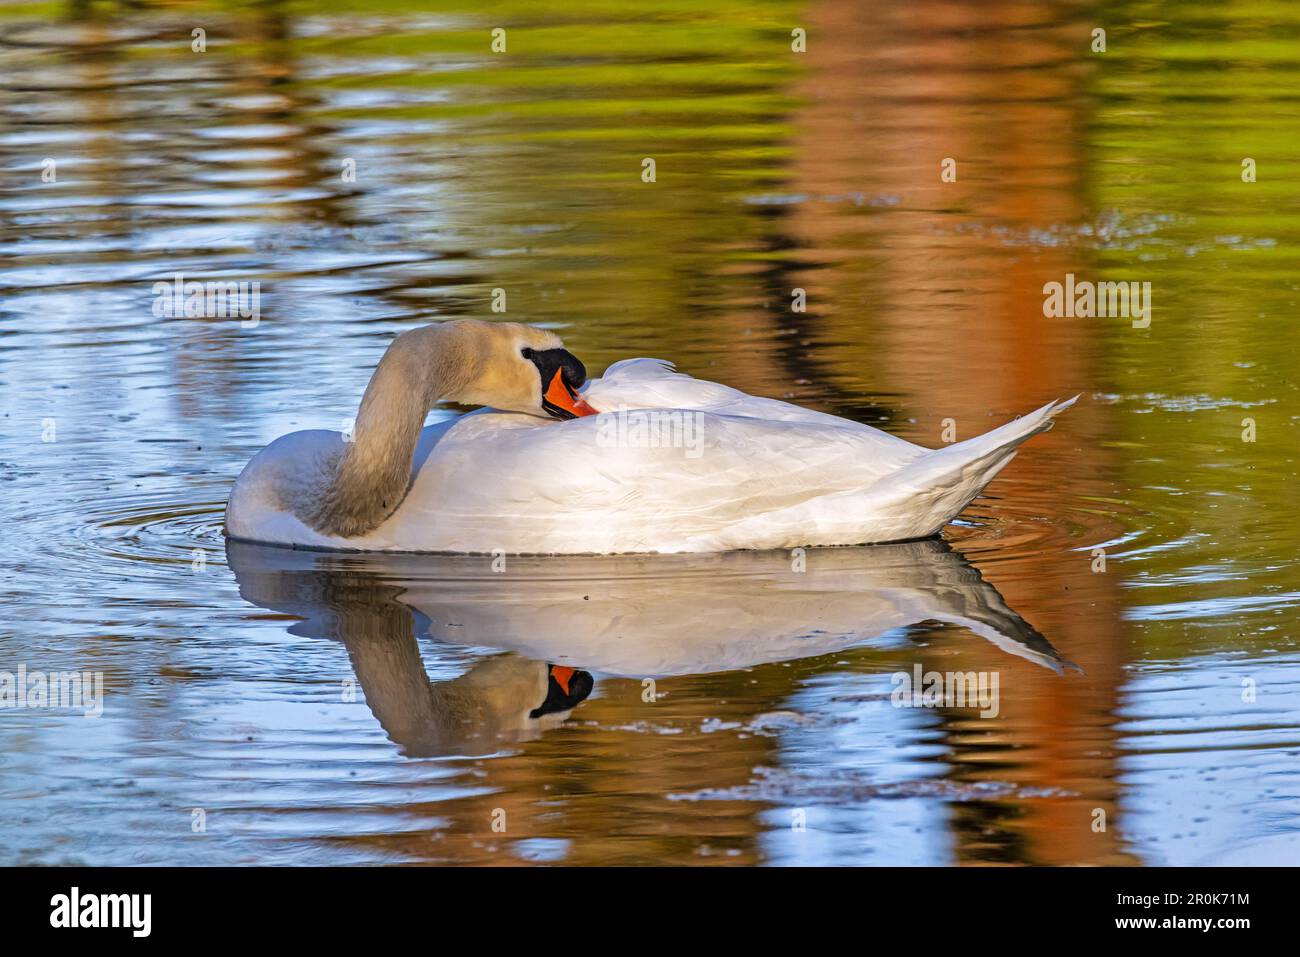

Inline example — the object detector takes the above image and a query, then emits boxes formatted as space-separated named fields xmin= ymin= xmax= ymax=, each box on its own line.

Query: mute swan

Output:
xmin=225 ymin=319 xmax=1075 ymax=554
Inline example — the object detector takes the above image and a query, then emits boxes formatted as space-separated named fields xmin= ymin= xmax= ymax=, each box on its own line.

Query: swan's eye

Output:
xmin=520 ymin=347 xmax=534 ymax=360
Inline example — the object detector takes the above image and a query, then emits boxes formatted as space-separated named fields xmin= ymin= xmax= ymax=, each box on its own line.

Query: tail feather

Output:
xmin=864 ymin=396 xmax=1078 ymax=538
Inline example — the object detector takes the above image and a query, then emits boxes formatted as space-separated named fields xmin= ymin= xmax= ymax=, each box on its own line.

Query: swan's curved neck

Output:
xmin=302 ymin=326 xmax=475 ymax=538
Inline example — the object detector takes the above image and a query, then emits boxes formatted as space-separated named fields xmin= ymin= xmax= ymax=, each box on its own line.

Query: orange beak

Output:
xmin=549 ymin=665 xmax=576 ymax=695
xmin=545 ymin=368 xmax=597 ymax=417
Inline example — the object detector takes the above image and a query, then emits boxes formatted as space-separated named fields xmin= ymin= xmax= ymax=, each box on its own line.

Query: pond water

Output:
xmin=1 ymin=0 xmax=1297 ymax=865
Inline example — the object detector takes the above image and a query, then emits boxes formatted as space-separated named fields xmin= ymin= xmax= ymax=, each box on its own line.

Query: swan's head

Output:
xmin=439 ymin=320 xmax=596 ymax=420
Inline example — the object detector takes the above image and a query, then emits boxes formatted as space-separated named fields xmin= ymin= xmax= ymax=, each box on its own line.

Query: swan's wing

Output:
xmin=583 ymin=358 xmax=917 ymax=450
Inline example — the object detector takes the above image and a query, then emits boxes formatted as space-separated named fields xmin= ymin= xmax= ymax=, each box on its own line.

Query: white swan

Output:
xmin=225 ymin=320 xmax=1076 ymax=554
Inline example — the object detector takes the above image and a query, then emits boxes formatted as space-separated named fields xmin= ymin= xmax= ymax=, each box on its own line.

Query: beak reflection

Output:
xmin=543 ymin=367 xmax=596 ymax=419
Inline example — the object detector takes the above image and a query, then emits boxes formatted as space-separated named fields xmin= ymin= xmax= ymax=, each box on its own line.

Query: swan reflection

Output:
xmin=227 ymin=538 xmax=1074 ymax=755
